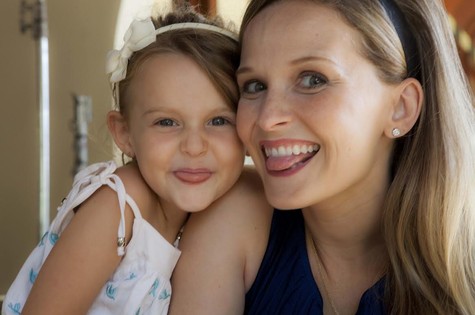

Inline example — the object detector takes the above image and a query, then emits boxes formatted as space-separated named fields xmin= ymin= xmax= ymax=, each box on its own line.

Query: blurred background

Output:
xmin=0 ymin=0 xmax=474 ymax=302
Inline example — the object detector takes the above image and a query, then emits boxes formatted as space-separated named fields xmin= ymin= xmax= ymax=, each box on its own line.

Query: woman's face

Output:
xmin=237 ymin=0 xmax=396 ymax=211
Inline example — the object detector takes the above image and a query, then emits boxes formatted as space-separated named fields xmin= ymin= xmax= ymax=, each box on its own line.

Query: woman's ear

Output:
xmin=385 ymin=78 xmax=423 ymax=138
xmin=107 ymin=111 xmax=134 ymax=158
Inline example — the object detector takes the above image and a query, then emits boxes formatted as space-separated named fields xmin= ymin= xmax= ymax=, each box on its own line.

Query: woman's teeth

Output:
xmin=264 ymin=144 xmax=320 ymax=157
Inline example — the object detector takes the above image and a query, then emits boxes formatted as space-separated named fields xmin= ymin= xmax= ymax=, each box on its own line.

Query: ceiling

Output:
xmin=445 ymin=0 xmax=475 ymax=82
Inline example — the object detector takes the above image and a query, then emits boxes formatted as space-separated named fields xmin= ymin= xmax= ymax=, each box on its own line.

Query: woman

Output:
xmin=169 ymin=0 xmax=475 ymax=314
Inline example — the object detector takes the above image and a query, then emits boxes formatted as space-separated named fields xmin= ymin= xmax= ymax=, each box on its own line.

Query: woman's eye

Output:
xmin=209 ymin=116 xmax=232 ymax=126
xmin=242 ymin=80 xmax=266 ymax=94
xmin=299 ymin=73 xmax=327 ymax=89
xmin=155 ymin=118 xmax=177 ymax=127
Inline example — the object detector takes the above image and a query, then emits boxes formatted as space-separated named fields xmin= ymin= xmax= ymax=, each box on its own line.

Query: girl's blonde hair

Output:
xmin=241 ymin=0 xmax=475 ymax=314
xmin=117 ymin=5 xmax=240 ymax=118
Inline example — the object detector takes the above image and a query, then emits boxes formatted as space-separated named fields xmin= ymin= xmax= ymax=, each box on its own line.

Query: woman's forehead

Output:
xmin=240 ymin=1 xmax=362 ymax=67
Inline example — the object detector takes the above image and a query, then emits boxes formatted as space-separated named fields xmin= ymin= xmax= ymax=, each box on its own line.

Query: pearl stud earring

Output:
xmin=392 ymin=128 xmax=401 ymax=137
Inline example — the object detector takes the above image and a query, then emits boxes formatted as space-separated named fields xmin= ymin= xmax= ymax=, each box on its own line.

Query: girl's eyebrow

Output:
xmin=142 ymin=105 xmax=235 ymax=117
xmin=141 ymin=107 xmax=171 ymax=118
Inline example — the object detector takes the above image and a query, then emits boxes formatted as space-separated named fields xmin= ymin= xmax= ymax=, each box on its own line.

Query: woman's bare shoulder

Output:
xmin=192 ymin=165 xmax=273 ymax=235
xmin=213 ymin=166 xmax=272 ymax=220
xmin=170 ymin=166 xmax=273 ymax=314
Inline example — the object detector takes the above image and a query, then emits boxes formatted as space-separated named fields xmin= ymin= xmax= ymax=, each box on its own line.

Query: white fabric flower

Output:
xmin=106 ymin=18 xmax=156 ymax=83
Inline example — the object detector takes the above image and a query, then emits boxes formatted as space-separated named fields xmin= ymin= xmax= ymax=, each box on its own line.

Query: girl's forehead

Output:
xmin=126 ymin=54 xmax=232 ymax=115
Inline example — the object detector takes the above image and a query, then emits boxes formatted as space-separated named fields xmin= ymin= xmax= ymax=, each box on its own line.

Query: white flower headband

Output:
xmin=106 ymin=17 xmax=239 ymax=83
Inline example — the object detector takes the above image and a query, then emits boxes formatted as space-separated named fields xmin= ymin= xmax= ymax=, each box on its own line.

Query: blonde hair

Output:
xmin=241 ymin=0 xmax=475 ymax=314
xmin=117 ymin=5 xmax=239 ymax=118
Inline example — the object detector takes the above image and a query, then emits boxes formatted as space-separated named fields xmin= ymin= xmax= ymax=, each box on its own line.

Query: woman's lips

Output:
xmin=259 ymin=141 xmax=320 ymax=176
xmin=265 ymin=152 xmax=316 ymax=172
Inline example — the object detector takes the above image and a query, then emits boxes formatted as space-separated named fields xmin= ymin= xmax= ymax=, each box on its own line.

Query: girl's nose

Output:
xmin=180 ymin=128 xmax=208 ymax=156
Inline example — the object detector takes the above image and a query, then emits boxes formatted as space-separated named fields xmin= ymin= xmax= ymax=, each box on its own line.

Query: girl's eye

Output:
xmin=155 ymin=118 xmax=177 ymax=127
xmin=299 ymin=72 xmax=327 ymax=89
xmin=209 ymin=116 xmax=233 ymax=126
xmin=242 ymin=80 xmax=266 ymax=94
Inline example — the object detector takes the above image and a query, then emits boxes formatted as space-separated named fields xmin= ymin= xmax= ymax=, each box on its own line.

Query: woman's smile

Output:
xmin=261 ymin=140 xmax=320 ymax=175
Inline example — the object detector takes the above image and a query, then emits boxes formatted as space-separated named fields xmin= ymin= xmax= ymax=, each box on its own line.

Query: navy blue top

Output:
xmin=245 ymin=209 xmax=386 ymax=315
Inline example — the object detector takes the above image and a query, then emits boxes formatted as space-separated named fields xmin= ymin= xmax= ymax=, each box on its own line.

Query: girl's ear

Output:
xmin=385 ymin=78 xmax=423 ymax=138
xmin=107 ymin=111 xmax=134 ymax=158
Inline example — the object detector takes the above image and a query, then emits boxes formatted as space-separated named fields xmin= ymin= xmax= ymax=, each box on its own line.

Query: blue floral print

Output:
xmin=106 ymin=283 xmax=118 ymax=300
xmin=29 ymin=268 xmax=38 ymax=284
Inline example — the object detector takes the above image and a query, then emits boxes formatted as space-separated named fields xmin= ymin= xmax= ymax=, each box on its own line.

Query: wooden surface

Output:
xmin=445 ymin=0 xmax=475 ymax=83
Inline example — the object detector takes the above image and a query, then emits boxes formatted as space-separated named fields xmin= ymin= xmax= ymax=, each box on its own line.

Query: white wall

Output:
xmin=0 ymin=0 xmax=120 ymax=296
xmin=114 ymin=0 xmax=172 ymax=49
xmin=217 ymin=1 xmax=249 ymax=28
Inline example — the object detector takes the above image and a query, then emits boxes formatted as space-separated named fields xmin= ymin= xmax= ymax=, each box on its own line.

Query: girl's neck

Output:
xmin=120 ymin=162 xmax=189 ymax=246
xmin=154 ymin=198 xmax=190 ymax=245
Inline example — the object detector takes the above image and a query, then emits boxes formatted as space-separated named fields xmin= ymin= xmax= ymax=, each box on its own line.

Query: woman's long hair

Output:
xmin=241 ymin=0 xmax=475 ymax=313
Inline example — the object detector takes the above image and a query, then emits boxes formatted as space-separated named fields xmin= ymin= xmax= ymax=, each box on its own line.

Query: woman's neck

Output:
xmin=303 ymin=194 xmax=388 ymax=315
xmin=303 ymin=201 xmax=384 ymax=256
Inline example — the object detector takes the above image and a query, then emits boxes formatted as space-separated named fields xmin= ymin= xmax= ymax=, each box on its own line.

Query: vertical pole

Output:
xmin=21 ymin=0 xmax=50 ymax=239
xmin=37 ymin=0 xmax=50 ymax=238
xmin=72 ymin=95 xmax=92 ymax=176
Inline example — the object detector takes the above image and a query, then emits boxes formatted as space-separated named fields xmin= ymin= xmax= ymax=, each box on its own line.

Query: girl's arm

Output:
xmin=169 ymin=167 xmax=273 ymax=315
xmin=21 ymin=184 xmax=135 ymax=315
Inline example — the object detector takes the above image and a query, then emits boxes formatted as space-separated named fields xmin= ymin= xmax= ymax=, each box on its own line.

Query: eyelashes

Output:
xmin=155 ymin=118 xmax=177 ymax=127
xmin=209 ymin=116 xmax=234 ymax=126
xmin=241 ymin=80 xmax=267 ymax=94
xmin=239 ymin=71 xmax=328 ymax=98
xmin=298 ymin=72 xmax=327 ymax=89
xmin=153 ymin=115 xmax=235 ymax=128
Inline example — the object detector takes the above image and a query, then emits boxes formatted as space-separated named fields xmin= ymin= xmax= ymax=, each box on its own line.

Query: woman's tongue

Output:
xmin=265 ymin=152 xmax=314 ymax=171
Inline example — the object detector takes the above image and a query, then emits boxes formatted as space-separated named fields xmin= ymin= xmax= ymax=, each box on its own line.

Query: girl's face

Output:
xmin=125 ymin=53 xmax=244 ymax=213
xmin=237 ymin=1 xmax=396 ymax=211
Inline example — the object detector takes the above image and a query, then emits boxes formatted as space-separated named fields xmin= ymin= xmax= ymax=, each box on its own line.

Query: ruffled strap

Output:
xmin=50 ymin=161 xmax=142 ymax=256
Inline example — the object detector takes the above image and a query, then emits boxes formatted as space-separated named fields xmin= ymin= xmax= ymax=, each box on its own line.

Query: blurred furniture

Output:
xmin=445 ymin=0 xmax=475 ymax=86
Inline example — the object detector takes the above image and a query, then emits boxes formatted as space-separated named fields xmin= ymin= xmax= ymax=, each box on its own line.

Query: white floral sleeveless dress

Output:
xmin=2 ymin=161 xmax=181 ymax=315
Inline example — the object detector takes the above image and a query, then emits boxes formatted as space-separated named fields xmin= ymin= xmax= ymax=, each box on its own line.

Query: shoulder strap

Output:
xmin=50 ymin=161 xmax=142 ymax=256
xmin=102 ymin=172 xmax=143 ymax=256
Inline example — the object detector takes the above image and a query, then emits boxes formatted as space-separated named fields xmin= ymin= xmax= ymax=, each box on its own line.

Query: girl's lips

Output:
xmin=174 ymin=169 xmax=212 ymax=184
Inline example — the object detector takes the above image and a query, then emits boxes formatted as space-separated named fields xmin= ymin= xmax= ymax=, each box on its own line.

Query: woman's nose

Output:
xmin=256 ymin=91 xmax=292 ymax=131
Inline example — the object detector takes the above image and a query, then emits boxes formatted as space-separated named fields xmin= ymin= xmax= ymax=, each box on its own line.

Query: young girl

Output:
xmin=2 ymin=6 xmax=250 ymax=315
